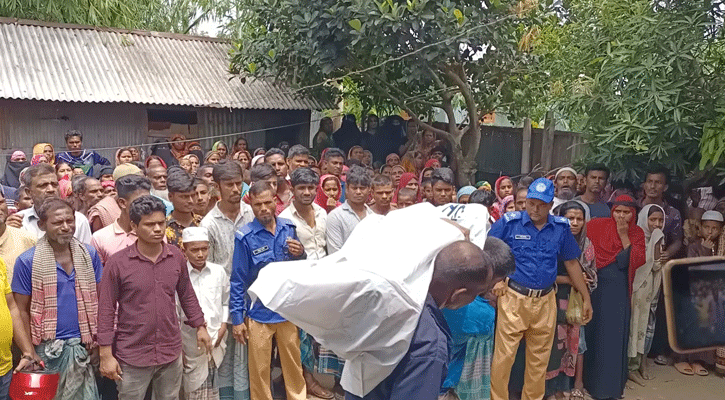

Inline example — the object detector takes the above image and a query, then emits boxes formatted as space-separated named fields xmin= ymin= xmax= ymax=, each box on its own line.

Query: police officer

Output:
xmin=488 ymin=177 xmax=593 ymax=400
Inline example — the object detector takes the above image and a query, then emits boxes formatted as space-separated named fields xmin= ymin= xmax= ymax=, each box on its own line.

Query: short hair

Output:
xmin=287 ymin=145 xmax=309 ymax=160
xmin=584 ymin=163 xmax=610 ymax=180
xmin=211 ymin=161 xmax=242 ymax=183
xmin=21 ymin=163 xmax=55 ymax=187
xmin=129 ymin=195 xmax=167 ymax=225
xmin=433 ymin=241 xmax=492 ymax=284
xmin=64 ymin=129 xmax=82 ymax=142
xmin=15 ymin=186 xmax=28 ymax=201
xmin=397 ymin=187 xmax=416 ymax=200
xmin=264 ymin=148 xmax=285 ymax=160
xmin=289 ymin=168 xmax=319 ymax=187
xmin=346 ymin=165 xmax=372 ymax=187
xmin=421 ymin=177 xmax=433 ymax=187
xmin=645 ymin=165 xmax=671 ymax=184
xmin=250 ymin=163 xmax=276 ymax=182
xmin=468 ymin=190 xmax=496 ymax=207
xmin=116 ymin=175 xmax=152 ymax=200
xmin=248 ymin=181 xmax=274 ymax=198
xmin=345 ymin=159 xmax=364 ymax=168
xmin=371 ymin=174 xmax=393 ymax=189
xmin=324 ymin=148 xmax=345 ymax=161
xmin=166 ymin=169 xmax=195 ymax=193
xmin=483 ymin=237 xmax=515 ymax=278
xmin=72 ymin=175 xmax=91 ymax=195
xmin=430 ymin=168 xmax=455 ymax=187
xmin=517 ymin=176 xmax=534 ymax=190
xmin=38 ymin=198 xmax=74 ymax=223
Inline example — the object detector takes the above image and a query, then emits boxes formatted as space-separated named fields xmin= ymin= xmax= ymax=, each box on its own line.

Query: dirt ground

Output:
xmin=624 ymin=363 xmax=723 ymax=400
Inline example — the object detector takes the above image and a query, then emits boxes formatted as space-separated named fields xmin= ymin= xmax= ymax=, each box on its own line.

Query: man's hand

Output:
xmin=197 ymin=326 xmax=213 ymax=354
xmin=492 ymin=280 xmax=507 ymax=297
xmin=326 ymin=197 xmax=337 ymax=208
xmin=100 ymin=354 xmax=123 ymax=381
xmin=214 ymin=324 xmax=227 ymax=348
xmin=702 ymin=237 xmax=715 ymax=250
xmin=582 ymin=299 xmax=593 ymax=325
xmin=233 ymin=320 xmax=249 ymax=345
xmin=6 ymin=213 xmax=22 ymax=229
xmin=286 ymin=239 xmax=304 ymax=257
xmin=14 ymin=352 xmax=43 ymax=373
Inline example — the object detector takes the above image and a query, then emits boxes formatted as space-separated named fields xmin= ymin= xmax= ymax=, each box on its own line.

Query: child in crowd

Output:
xmin=688 ymin=211 xmax=724 ymax=257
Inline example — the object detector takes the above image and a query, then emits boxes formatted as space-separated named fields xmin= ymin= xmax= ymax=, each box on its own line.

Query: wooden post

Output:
xmin=542 ymin=111 xmax=555 ymax=172
xmin=521 ymin=118 xmax=532 ymax=174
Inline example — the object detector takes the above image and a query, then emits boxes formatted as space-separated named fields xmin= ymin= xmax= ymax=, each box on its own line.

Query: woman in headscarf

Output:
xmin=129 ymin=147 xmax=142 ymax=162
xmin=401 ymin=151 xmax=424 ymax=175
xmin=424 ymin=158 xmax=441 ymax=170
xmin=30 ymin=154 xmax=48 ymax=166
xmin=315 ymin=174 xmax=342 ymax=213
xmin=628 ymin=204 xmax=666 ymax=385
xmin=584 ymin=195 xmax=646 ymax=400
xmin=457 ymin=186 xmax=476 ymax=204
xmin=251 ymin=154 xmax=265 ymax=168
xmin=253 ymin=148 xmax=267 ymax=157
xmin=491 ymin=176 xmax=514 ymax=221
xmin=233 ymin=151 xmax=252 ymax=170
xmin=2 ymin=151 xmax=29 ymax=188
xmin=55 ymin=162 xmax=73 ymax=199
xmin=392 ymin=172 xmax=419 ymax=206
xmin=417 ymin=129 xmax=438 ymax=160
xmin=211 ymin=141 xmax=229 ymax=159
xmin=150 ymin=140 xmax=177 ymax=167
xmin=312 ymin=117 xmax=335 ymax=159
xmin=32 ymin=143 xmax=55 ymax=165
xmin=204 ymin=151 xmax=222 ymax=165
xmin=169 ymin=134 xmax=189 ymax=160
xmin=115 ymin=147 xmax=134 ymax=166
xmin=389 ymin=165 xmax=405 ymax=188
xmin=547 ymin=201 xmax=597 ymax=400
xmin=184 ymin=154 xmax=200 ymax=175
xmin=348 ymin=145 xmax=364 ymax=162
xmin=385 ymin=153 xmax=401 ymax=167
xmin=332 ymin=114 xmax=362 ymax=154
xmin=498 ymin=195 xmax=515 ymax=215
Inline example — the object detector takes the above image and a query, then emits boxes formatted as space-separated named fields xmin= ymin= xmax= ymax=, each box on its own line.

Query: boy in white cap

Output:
xmin=687 ymin=210 xmax=724 ymax=257
xmin=181 ymin=226 xmax=229 ymax=400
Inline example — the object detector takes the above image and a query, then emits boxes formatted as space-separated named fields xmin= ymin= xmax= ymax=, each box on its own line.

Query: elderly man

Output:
xmin=5 ymin=164 xmax=92 ymax=244
xmin=75 ymin=176 xmax=105 ymax=217
xmin=13 ymin=198 xmax=104 ymax=399
xmin=552 ymin=167 xmax=578 ymax=210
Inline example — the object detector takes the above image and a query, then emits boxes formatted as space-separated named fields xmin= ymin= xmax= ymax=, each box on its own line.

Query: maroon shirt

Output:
xmin=97 ymin=243 xmax=205 ymax=367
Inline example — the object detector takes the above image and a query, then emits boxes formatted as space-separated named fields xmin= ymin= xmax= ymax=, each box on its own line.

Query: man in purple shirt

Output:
xmin=98 ymin=195 xmax=212 ymax=400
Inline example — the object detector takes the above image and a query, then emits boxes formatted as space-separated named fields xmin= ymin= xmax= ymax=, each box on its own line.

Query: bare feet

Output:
xmin=628 ymin=371 xmax=647 ymax=387
xmin=640 ymin=357 xmax=655 ymax=380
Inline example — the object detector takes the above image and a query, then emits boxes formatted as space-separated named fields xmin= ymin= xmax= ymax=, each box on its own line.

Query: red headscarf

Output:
xmin=315 ymin=174 xmax=342 ymax=212
xmin=586 ymin=195 xmax=646 ymax=294
xmin=490 ymin=175 xmax=513 ymax=221
xmin=392 ymin=172 xmax=418 ymax=204
xmin=424 ymin=159 xmax=441 ymax=169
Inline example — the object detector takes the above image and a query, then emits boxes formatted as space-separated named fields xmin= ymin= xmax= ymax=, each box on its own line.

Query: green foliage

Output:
xmin=0 ymin=0 xmax=234 ymax=34
xmin=535 ymin=0 xmax=725 ymax=182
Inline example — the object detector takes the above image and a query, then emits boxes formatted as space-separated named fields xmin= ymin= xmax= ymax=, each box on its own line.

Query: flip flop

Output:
xmin=570 ymin=388 xmax=586 ymax=400
xmin=692 ymin=362 xmax=709 ymax=376
xmin=674 ymin=362 xmax=695 ymax=376
xmin=655 ymin=355 xmax=669 ymax=365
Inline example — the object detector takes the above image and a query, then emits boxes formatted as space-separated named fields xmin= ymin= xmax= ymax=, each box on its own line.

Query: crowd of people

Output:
xmin=0 ymin=115 xmax=722 ymax=400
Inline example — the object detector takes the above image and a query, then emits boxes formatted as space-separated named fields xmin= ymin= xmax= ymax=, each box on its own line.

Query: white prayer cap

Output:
xmin=702 ymin=211 xmax=724 ymax=222
xmin=555 ymin=167 xmax=578 ymax=179
xmin=182 ymin=227 xmax=209 ymax=243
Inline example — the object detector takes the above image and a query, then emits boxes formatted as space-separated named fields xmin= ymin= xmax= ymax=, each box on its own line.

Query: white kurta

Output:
xmin=249 ymin=203 xmax=469 ymax=397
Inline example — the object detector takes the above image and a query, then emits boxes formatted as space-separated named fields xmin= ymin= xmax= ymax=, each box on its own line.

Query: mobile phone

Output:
xmin=662 ymin=257 xmax=725 ymax=354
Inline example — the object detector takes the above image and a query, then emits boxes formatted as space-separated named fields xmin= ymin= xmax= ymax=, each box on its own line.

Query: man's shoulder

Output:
xmin=6 ymin=226 xmax=36 ymax=245
xmin=74 ymin=211 xmax=89 ymax=223
xmin=278 ymin=206 xmax=294 ymax=220
xmin=501 ymin=211 xmax=524 ymax=223
xmin=205 ymin=261 xmax=227 ymax=278
xmin=552 ymin=215 xmax=571 ymax=226
xmin=15 ymin=246 xmax=36 ymax=266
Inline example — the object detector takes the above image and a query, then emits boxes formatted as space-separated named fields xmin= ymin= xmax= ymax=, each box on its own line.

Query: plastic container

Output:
xmin=9 ymin=369 xmax=59 ymax=400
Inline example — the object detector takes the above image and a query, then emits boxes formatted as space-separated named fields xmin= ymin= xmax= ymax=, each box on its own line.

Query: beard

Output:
xmin=557 ymin=187 xmax=575 ymax=201
xmin=151 ymin=188 xmax=169 ymax=202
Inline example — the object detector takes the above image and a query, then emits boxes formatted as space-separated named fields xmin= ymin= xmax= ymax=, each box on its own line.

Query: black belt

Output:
xmin=507 ymin=279 xmax=554 ymax=298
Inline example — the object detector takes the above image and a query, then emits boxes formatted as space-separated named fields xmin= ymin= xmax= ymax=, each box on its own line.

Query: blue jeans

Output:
xmin=0 ymin=370 xmax=12 ymax=400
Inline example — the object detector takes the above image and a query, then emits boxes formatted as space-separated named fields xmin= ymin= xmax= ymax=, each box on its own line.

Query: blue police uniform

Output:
xmin=487 ymin=178 xmax=583 ymax=400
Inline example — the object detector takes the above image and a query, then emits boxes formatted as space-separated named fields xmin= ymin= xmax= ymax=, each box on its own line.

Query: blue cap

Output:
xmin=527 ymin=178 xmax=555 ymax=203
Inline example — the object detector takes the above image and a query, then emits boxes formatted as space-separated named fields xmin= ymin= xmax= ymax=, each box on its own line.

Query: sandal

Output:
xmin=674 ymin=362 xmax=695 ymax=376
xmin=692 ymin=362 xmax=709 ymax=376
xmin=654 ymin=355 xmax=669 ymax=365
xmin=304 ymin=372 xmax=334 ymax=399
xmin=570 ymin=388 xmax=585 ymax=400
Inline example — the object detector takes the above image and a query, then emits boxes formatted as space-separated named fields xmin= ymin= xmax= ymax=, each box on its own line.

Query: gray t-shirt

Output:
xmin=574 ymin=196 xmax=611 ymax=219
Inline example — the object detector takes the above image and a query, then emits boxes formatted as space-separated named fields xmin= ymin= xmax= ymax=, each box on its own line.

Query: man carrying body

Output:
xmin=98 ymin=195 xmax=212 ymax=400
xmin=180 ymin=227 xmax=229 ymax=400
xmin=165 ymin=169 xmax=202 ymax=249
xmin=55 ymin=130 xmax=111 ymax=176
xmin=5 ymin=164 xmax=92 ymax=244
xmin=13 ymin=198 xmax=104 ymax=399
xmin=574 ymin=164 xmax=611 ymax=218
xmin=552 ymin=167 xmax=578 ymax=210
xmin=488 ymin=178 xmax=593 ymax=400
xmin=91 ymin=175 xmax=152 ymax=264
xmin=231 ymin=182 xmax=307 ymax=400
xmin=326 ymin=165 xmax=372 ymax=254
xmin=200 ymin=161 xmax=253 ymax=400
xmin=370 ymin=175 xmax=394 ymax=216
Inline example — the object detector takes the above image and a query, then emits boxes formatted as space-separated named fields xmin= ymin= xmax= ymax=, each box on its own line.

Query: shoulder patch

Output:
xmin=278 ymin=217 xmax=295 ymax=227
xmin=553 ymin=216 xmax=571 ymax=225
xmin=503 ymin=211 xmax=522 ymax=222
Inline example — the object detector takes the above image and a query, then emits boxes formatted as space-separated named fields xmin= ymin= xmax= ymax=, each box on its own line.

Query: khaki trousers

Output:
xmin=247 ymin=319 xmax=306 ymax=400
xmin=490 ymin=286 xmax=557 ymax=400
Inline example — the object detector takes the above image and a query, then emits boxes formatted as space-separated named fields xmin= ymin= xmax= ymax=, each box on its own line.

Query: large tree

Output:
xmin=229 ymin=0 xmax=543 ymax=184
xmin=534 ymin=0 xmax=725 ymax=182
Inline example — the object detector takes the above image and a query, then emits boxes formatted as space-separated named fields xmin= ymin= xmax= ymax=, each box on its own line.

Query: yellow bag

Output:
xmin=566 ymin=289 xmax=585 ymax=325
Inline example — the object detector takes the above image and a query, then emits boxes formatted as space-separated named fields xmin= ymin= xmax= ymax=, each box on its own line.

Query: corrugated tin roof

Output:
xmin=0 ymin=19 xmax=327 ymax=110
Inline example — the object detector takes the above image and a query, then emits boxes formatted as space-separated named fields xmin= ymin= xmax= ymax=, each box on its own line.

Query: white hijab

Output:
xmin=633 ymin=204 xmax=665 ymax=292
